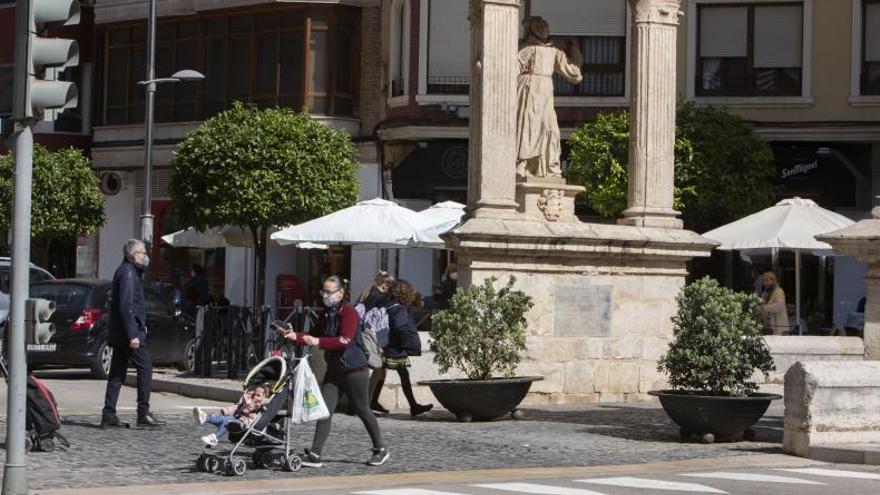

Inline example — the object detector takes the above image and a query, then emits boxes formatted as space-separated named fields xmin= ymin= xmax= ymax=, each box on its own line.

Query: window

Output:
xmin=425 ymin=0 xmax=627 ymax=97
xmin=533 ymin=0 xmax=627 ymax=97
xmin=390 ymin=0 xmax=410 ymax=97
xmin=101 ymin=5 xmax=360 ymax=125
xmin=864 ymin=0 xmax=880 ymax=95
xmin=0 ymin=65 xmax=11 ymax=115
xmin=697 ymin=3 xmax=804 ymax=97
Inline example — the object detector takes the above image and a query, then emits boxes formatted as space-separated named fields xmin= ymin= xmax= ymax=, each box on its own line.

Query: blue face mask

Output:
xmin=137 ymin=254 xmax=150 ymax=269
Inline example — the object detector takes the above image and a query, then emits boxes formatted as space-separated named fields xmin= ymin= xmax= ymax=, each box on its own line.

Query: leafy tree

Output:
xmin=0 ymin=145 xmax=105 ymax=275
xmin=170 ymin=102 xmax=360 ymax=308
xmin=565 ymin=103 xmax=776 ymax=232
xmin=431 ymin=277 xmax=533 ymax=380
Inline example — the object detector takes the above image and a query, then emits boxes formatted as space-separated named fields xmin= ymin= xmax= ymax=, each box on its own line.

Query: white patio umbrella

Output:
xmin=703 ymin=197 xmax=855 ymax=334
xmin=413 ymin=201 xmax=466 ymax=249
xmin=271 ymin=198 xmax=435 ymax=248
xmin=161 ymin=225 xmax=256 ymax=248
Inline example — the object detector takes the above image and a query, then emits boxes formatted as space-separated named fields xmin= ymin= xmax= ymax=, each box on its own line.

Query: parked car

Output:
xmin=0 ymin=257 xmax=55 ymax=323
xmin=26 ymin=279 xmax=196 ymax=379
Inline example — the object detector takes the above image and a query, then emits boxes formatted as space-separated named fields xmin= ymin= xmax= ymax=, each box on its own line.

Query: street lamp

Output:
xmin=137 ymin=0 xmax=205 ymax=254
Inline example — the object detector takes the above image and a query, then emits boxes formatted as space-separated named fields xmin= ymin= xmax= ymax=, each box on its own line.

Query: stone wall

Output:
xmin=761 ymin=336 xmax=865 ymax=384
xmin=784 ymin=361 xmax=880 ymax=457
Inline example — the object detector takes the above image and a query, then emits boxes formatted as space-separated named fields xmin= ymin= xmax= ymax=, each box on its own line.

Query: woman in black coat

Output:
xmin=370 ymin=279 xmax=433 ymax=417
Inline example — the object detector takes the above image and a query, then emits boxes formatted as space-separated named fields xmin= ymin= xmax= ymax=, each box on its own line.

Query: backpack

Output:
xmin=354 ymin=303 xmax=391 ymax=369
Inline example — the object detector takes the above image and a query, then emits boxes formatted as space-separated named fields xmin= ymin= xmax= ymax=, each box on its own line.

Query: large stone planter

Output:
xmin=649 ymin=390 xmax=781 ymax=443
xmin=419 ymin=376 xmax=543 ymax=422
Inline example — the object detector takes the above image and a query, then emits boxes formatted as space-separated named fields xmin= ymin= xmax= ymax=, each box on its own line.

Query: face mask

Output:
xmin=323 ymin=292 xmax=342 ymax=307
xmin=136 ymin=254 xmax=150 ymax=269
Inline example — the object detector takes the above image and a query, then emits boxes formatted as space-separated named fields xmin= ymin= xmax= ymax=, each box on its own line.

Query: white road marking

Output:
xmin=680 ymin=472 xmax=824 ymax=485
xmin=354 ymin=490 xmax=472 ymax=495
xmin=576 ymin=477 xmax=726 ymax=493
xmin=777 ymin=468 xmax=880 ymax=480
xmin=477 ymin=482 xmax=609 ymax=495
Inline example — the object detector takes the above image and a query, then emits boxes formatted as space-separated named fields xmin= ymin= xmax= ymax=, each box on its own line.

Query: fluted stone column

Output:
xmin=619 ymin=0 xmax=683 ymax=229
xmin=466 ymin=0 xmax=521 ymax=219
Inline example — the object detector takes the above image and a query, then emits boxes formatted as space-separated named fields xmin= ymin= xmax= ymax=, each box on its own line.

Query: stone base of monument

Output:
xmin=443 ymin=214 xmax=715 ymax=404
xmin=515 ymin=177 xmax=585 ymax=223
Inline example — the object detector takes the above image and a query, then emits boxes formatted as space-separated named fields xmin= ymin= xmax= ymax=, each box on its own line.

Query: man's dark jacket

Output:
xmin=109 ymin=258 xmax=146 ymax=347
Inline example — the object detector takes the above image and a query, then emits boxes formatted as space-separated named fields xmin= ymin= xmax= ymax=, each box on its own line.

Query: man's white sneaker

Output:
xmin=201 ymin=433 xmax=218 ymax=446
xmin=193 ymin=407 xmax=207 ymax=425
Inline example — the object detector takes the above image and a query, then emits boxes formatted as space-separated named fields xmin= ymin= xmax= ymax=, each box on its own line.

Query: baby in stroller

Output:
xmin=193 ymin=383 xmax=270 ymax=446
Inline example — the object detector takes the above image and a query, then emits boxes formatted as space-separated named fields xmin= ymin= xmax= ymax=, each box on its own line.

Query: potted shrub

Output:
xmin=419 ymin=276 xmax=541 ymax=422
xmin=650 ymin=277 xmax=780 ymax=443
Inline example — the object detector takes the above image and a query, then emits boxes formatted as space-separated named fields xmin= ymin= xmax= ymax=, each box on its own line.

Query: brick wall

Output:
xmin=359 ymin=4 xmax=383 ymax=136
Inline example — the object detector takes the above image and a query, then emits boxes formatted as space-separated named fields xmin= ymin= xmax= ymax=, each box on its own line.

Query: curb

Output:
xmin=809 ymin=444 xmax=880 ymax=465
xmin=125 ymin=373 xmax=241 ymax=403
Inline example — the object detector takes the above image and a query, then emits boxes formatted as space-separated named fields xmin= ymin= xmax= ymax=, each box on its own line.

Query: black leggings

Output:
xmin=312 ymin=368 xmax=382 ymax=455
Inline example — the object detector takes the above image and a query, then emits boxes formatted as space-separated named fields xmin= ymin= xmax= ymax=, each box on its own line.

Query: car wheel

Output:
xmin=91 ymin=341 xmax=112 ymax=380
xmin=178 ymin=339 xmax=196 ymax=372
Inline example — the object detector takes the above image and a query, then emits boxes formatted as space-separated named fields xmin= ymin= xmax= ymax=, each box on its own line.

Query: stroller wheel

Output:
xmin=230 ymin=458 xmax=247 ymax=476
xmin=204 ymin=455 xmax=221 ymax=474
xmin=196 ymin=454 xmax=209 ymax=472
xmin=39 ymin=439 xmax=55 ymax=452
xmin=284 ymin=454 xmax=302 ymax=472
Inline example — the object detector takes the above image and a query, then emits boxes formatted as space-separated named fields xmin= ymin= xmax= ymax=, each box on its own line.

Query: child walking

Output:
xmin=193 ymin=382 xmax=270 ymax=446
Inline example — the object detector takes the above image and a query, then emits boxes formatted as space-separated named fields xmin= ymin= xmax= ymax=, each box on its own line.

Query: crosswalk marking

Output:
xmin=476 ymin=482 xmax=608 ymax=495
xmin=576 ymin=477 xmax=727 ymax=493
xmin=777 ymin=468 xmax=880 ymax=480
xmin=354 ymin=490 xmax=470 ymax=495
xmin=680 ymin=472 xmax=824 ymax=485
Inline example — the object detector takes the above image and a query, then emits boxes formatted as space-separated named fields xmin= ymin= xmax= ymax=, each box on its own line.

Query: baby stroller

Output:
xmin=195 ymin=351 xmax=306 ymax=476
xmin=0 ymin=356 xmax=69 ymax=452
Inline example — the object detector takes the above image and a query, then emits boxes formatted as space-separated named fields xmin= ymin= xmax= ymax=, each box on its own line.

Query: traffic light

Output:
xmin=12 ymin=0 xmax=80 ymax=121
xmin=25 ymin=298 xmax=55 ymax=346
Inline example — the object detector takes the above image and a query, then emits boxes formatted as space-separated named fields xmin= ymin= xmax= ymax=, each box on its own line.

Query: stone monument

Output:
xmin=817 ymin=207 xmax=880 ymax=361
xmin=444 ymin=0 xmax=715 ymax=404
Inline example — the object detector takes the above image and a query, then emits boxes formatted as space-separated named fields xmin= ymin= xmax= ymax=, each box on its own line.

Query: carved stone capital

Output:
xmin=629 ymin=0 xmax=683 ymax=26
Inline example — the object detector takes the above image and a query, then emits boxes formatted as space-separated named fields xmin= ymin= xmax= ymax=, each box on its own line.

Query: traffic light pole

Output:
xmin=2 ymin=0 xmax=34 ymax=492
xmin=2 ymin=121 xmax=34 ymax=495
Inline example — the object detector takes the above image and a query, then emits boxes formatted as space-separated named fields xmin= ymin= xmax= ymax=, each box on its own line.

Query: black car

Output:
xmin=26 ymin=279 xmax=196 ymax=379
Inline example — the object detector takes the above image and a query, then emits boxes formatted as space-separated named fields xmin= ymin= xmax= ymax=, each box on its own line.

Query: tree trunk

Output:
xmin=250 ymin=225 xmax=268 ymax=311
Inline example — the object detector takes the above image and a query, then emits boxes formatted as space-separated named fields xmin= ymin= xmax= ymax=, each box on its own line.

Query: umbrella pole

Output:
xmin=796 ymin=250 xmax=802 ymax=335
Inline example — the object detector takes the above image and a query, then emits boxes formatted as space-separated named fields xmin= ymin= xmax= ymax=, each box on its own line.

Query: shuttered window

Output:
xmin=864 ymin=1 xmax=880 ymax=94
xmin=530 ymin=0 xmax=626 ymax=37
xmin=697 ymin=2 xmax=803 ymax=97
xmin=427 ymin=0 xmax=470 ymax=94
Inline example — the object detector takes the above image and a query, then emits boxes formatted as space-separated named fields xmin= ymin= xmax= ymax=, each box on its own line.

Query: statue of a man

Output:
xmin=516 ymin=16 xmax=583 ymax=179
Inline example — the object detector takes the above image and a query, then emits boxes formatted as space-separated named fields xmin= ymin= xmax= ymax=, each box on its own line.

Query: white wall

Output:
xmin=396 ymin=199 xmax=434 ymax=296
xmin=833 ymin=255 xmax=868 ymax=327
xmin=265 ymin=245 xmax=300 ymax=307
xmin=350 ymin=161 xmax=382 ymax=299
xmin=97 ymin=173 xmax=136 ymax=279
xmin=224 ymin=247 xmax=252 ymax=307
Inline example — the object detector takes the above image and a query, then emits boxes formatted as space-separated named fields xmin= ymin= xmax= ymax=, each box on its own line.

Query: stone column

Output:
xmin=817 ymin=207 xmax=880 ymax=360
xmin=619 ymin=0 xmax=683 ymax=229
xmin=466 ymin=0 xmax=521 ymax=219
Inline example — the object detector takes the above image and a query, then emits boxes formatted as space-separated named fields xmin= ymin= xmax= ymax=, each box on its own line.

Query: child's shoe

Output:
xmin=193 ymin=407 xmax=207 ymax=425
xmin=201 ymin=433 xmax=218 ymax=447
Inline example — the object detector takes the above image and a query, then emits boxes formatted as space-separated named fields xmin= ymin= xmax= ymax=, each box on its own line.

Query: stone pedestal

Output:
xmin=515 ymin=178 xmax=584 ymax=223
xmin=818 ymin=207 xmax=880 ymax=360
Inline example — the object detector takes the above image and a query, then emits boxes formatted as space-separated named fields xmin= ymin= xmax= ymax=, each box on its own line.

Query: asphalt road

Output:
xmin=0 ymin=368 xmax=227 ymax=416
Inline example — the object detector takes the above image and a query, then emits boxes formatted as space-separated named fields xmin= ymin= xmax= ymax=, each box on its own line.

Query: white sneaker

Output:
xmin=201 ymin=433 xmax=218 ymax=447
xmin=193 ymin=407 xmax=207 ymax=425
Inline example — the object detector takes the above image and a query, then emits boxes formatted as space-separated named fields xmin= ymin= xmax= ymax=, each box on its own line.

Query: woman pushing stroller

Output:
xmin=278 ymin=275 xmax=388 ymax=467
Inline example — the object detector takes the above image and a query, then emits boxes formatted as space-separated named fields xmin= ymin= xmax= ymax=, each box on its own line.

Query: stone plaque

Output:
xmin=554 ymin=278 xmax=612 ymax=337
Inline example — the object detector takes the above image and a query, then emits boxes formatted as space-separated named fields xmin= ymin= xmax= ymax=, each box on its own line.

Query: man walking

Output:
xmin=101 ymin=239 xmax=164 ymax=428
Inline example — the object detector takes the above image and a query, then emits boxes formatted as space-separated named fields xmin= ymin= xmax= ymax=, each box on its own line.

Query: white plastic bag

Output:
xmin=290 ymin=359 xmax=330 ymax=424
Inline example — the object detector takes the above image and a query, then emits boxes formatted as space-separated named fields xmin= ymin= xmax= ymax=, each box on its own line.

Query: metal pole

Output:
xmin=3 ymin=0 xmax=34 ymax=490
xmin=796 ymin=250 xmax=802 ymax=335
xmin=140 ymin=0 xmax=157 ymax=250
xmin=2 ymin=123 xmax=34 ymax=495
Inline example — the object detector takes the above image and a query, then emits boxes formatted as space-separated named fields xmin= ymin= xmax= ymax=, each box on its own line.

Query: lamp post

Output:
xmin=138 ymin=0 xmax=205 ymax=252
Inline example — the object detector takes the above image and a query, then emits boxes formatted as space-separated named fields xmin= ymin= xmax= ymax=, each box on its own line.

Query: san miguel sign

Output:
xmin=781 ymin=160 xmax=819 ymax=179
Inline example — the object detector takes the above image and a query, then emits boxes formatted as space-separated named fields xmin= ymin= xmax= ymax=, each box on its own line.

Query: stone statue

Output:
xmin=516 ymin=16 xmax=583 ymax=180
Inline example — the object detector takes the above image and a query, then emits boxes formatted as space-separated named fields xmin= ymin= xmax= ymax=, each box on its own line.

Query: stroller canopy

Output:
xmin=244 ymin=356 xmax=287 ymax=393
